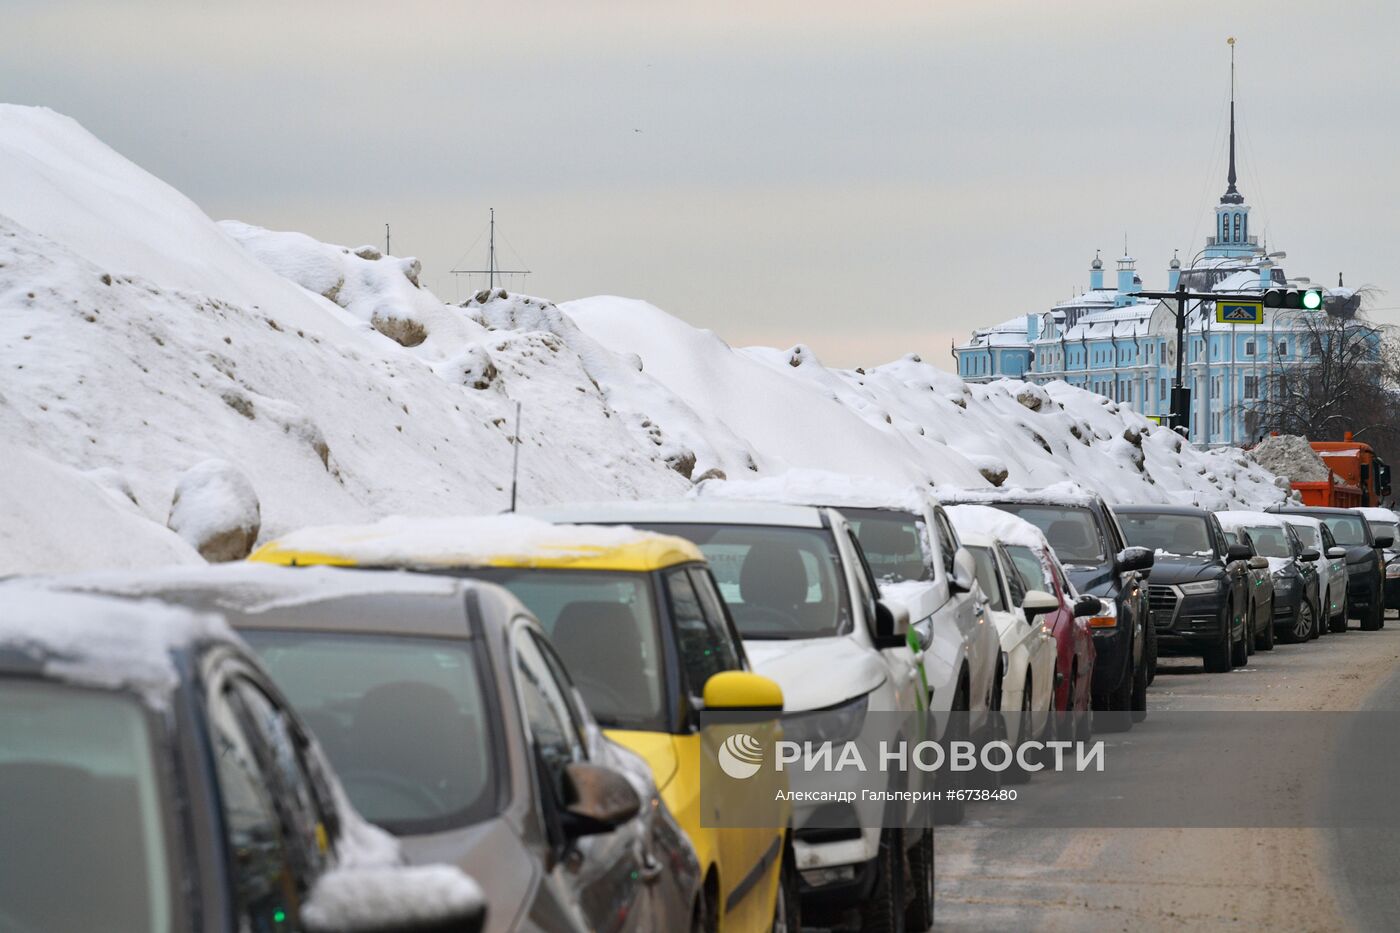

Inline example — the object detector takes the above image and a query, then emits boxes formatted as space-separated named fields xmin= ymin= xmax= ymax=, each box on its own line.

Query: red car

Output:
xmin=1005 ymin=541 xmax=1098 ymax=741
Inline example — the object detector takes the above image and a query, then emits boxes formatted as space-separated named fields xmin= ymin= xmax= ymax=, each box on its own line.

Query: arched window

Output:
xmin=1233 ymin=213 xmax=1242 ymax=240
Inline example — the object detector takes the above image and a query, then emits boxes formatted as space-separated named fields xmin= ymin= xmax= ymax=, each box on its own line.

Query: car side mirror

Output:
xmin=560 ymin=762 xmax=641 ymax=838
xmin=304 ymin=865 xmax=487 ymax=933
xmin=702 ymin=671 xmax=784 ymax=712
xmin=1248 ymin=556 xmax=1269 ymax=570
xmin=872 ymin=599 xmax=911 ymax=649
xmin=1326 ymin=546 xmax=1347 ymax=560
xmin=1226 ymin=543 xmax=1253 ymax=562
xmin=1300 ymin=547 xmax=1320 ymax=563
xmin=949 ymin=548 xmax=976 ymax=594
xmin=1375 ymin=533 xmax=1395 ymax=550
xmin=1115 ymin=546 xmax=1154 ymax=574
xmin=1021 ymin=589 xmax=1059 ymax=620
xmin=1073 ymin=594 xmax=1103 ymax=618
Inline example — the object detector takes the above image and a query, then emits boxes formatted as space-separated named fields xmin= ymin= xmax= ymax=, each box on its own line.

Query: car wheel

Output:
xmin=1132 ymin=623 xmax=1153 ymax=722
xmin=1362 ymin=596 xmax=1383 ymax=632
xmin=1284 ymin=597 xmax=1313 ymax=644
xmin=1257 ymin=603 xmax=1276 ymax=650
xmin=1230 ymin=603 xmax=1249 ymax=667
xmin=904 ymin=827 xmax=935 ymax=932
xmin=1005 ymin=680 xmax=1034 ymax=785
xmin=1330 ymin=593 xmax=1349 ymax=633
xmin=772 ymin=843 xmax=800 ymax=933
xmin=858 ymin=828 xmax=906 ymax=933
xmin=1095 ymin=654 xmax=1134 ymax=732
xmin=933 ymin=682 xmax=968 ymax=825
xmin=1204 ymin=601 xmax=1233 ymax=672
xmin=1246 ymin=599 xmax=1257 ymax=654
xmin=1071 ymin=664 xmax=1093 ymax=742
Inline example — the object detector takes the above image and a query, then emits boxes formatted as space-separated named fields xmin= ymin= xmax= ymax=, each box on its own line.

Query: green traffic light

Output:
xmin=1302 ymin=289 xmax=1323 ymax=310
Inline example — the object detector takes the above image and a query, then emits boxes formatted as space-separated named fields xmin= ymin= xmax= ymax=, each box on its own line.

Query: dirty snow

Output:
xmin=0 ymin=105 xmax=1288 ymax=576
xmin=1248 ymin=435 xmax=1332 ymax=484
xmin=167 ymin=459 xmax=261 ymax=562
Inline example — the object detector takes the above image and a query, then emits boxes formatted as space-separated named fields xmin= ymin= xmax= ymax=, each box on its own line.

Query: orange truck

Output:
xmin=1292 ymin=433 xmax=1393 ymax=508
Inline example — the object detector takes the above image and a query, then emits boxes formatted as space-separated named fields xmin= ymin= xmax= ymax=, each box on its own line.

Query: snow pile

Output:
xmin=563 ymin=298 xmax=1286 ymax=510
xmin=0 ymin=106 xmax=687 ymax=576
xmin=1247 ymin=435 xmax=1331 ymax=484
xmin=0 ymin=105 xmax=1289 ymax=576
xmin=251 ymin=513 xmax=696 ymax=569
xmin=167 ymin=459 xmax=261 ymax=562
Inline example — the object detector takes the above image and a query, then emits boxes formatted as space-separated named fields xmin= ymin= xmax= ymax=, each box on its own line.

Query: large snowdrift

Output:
xmin=0 ymin=105 xmax=1286 ymax=575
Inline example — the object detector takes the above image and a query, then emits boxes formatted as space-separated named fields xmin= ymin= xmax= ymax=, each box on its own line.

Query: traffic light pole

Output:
xmin=1134 ymin=285 xmax=1266 ymax=433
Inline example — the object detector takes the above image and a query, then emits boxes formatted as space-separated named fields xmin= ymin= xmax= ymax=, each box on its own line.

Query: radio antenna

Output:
xmin=509 ymin=401 xmax=522 ymax=512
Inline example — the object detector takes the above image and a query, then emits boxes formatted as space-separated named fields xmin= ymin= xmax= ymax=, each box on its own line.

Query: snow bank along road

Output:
xmin=934 ymin=620 xmax=1400 ymax=932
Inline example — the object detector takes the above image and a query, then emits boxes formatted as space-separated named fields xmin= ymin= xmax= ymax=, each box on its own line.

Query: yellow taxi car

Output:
xmin=250 ymin=515 xmax=797 ymax=933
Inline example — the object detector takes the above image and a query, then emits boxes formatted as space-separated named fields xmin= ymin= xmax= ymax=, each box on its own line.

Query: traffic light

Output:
xmin=1262 ymin=287 xmax=1325 ymax=311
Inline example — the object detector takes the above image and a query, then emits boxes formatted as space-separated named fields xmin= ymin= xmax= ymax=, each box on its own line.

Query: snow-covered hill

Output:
xmin=0 ymin=105 xmax=1286 ymax=575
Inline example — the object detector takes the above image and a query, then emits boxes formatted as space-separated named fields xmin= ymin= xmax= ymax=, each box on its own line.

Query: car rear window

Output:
xmin=995 ymin=504 xmax=1107 ymax=564
xmin=841 ymin=508 xmax=933 ymax=584
xmin=0 ymin=680 xmax=173 ymax=933
xmin=244 ymin=631 xmax=501 ymax=835
xmin=636 ymin=523 xmax=853 ymax=640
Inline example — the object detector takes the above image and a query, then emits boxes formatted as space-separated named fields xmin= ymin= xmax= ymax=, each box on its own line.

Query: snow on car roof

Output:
xmin=251 ymin=513 xmax=703 ymax=572
xmin=936 ymin=481 xmax=1100 ymax=509
xmin=1357 ymin=507 xmax=1399 ymax=522
xmin=946 ymin=504 xmax=1048 ymax=551
xmin=529 ymin=498 xmax=826 ymax=529
xmin=0 ymin=587 xmax=231 ymax=699
xmin=693 ymin=469 xmax=928 ymax=514
xmin=1216 ymin=510 xmax=1289 ymax=531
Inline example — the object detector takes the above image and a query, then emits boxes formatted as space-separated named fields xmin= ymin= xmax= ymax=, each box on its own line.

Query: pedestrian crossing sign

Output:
xmin=1216 ymin=300 xmax=1263 ymax=325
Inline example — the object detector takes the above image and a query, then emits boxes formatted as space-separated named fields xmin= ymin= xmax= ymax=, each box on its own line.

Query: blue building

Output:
xmin=954 ymin=98 xmax=1374 ymax=446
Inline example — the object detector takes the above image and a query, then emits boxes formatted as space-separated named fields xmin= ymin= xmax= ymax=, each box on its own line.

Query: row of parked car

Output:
xmin=4 ymin=480 xmax=1397 ymax=933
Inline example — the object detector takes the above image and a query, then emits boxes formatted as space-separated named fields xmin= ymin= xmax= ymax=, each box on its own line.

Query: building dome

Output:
xmin=1169 ymin=252 xmax=1181 ymax=270
xmin=1091 ymin=251 xmax=1103 ymax=270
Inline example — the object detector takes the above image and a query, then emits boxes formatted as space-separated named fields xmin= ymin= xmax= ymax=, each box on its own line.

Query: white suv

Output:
xmin=531 ymin=499 xmax=936 ymax=933
xmin=695 ymin=476 xmax=1001 ymax=823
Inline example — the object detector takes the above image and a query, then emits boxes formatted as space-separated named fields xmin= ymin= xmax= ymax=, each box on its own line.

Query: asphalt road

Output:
xmin=932 ymin=615 xmax=1400 ymax=932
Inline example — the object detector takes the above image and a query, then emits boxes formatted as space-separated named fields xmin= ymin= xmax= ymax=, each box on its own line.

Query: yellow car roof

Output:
xmin=248 ymin=513 xmax=703 ymax=573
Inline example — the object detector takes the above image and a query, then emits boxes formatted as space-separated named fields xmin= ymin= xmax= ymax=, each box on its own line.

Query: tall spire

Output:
xmin=1221 ymin=37 xmax=1244 ymax=205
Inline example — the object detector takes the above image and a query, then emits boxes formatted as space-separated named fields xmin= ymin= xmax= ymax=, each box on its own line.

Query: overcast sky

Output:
xmin=4 ymin=0 xmax=1396 ymax=368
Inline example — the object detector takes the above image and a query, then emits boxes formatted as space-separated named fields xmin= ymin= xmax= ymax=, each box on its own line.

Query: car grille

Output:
xmin=1149 ymin=584 xmax=1179 ymax=627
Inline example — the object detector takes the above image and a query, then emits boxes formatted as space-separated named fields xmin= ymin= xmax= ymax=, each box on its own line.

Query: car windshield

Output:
xmin=1322 ymin=515 xmax=1368 ymax=546
xmin=842 ymin=508 xmax=932 ymax=583
xmin=967 ymin=545 xmax=1006 ymax=611
xmin=995 ymin=504 xmax=1107 ymax=564
xmin=1006 ymin=544 xmax=1052 ymax=593
xmin=1119 ymin=513 xmax=1214 ymax=557
xmin=0 ymin=680 xmax=173 ymax=933
xmin=1245 ymin=526 xmax=1292 ymax=558
xmin=243 ymin=631 xmax=500 ymax=834
xmin=470 ymin=569 xmax=666 ymax=730
xmin=637 ymin=523 xmax=852 ymax=639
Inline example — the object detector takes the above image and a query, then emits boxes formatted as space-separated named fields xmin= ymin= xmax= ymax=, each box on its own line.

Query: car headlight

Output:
xmin=1179 ymin=578 xmax=1225 ymax=596
xmin=1387 ymin=562 xmax=1400 ymax=579
xmin=782 ymin=693 xmax=870 ymax=744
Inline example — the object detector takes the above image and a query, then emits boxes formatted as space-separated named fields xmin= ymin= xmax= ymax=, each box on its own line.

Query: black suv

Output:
xmin=943 ymin=491 xmax=1154 ymax=727
xmin=1115 ymin=506 xmax=1253 ymax=673
xmin=1269 ymin=506 xmax=1394 ymax=631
